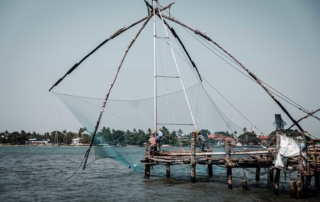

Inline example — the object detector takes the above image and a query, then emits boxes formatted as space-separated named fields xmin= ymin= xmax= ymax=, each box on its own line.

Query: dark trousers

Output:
xmin=151 ymin=146 xmax=157 ymax=151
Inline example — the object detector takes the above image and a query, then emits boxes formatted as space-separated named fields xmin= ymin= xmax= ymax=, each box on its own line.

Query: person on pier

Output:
xmin=197 ymin=133 xmax=206 ymax=151
xmin=156 ymin=128 xmax=163 ymax=151
xmin=149 ymin=135 xmax=157 ymax=152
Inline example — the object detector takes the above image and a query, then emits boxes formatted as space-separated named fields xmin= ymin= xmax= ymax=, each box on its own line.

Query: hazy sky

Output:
xmin=1 ymin=0 xmax=319 ymax=137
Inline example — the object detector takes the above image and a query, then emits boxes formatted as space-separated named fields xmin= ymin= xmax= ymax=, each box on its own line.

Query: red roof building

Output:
xmin=207 ymin=134 xmax=234 ymax=141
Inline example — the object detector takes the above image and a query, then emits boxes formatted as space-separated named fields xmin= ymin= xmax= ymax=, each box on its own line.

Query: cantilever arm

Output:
xmin=48 ymin=16 xmax=148 ymax=92
xmin=286 ymin=108 xmax=320 ymax=132
xmin=163 ymin=14 xmax=304 ymax=132
xmin=82 ymin=15 xmax=153 ymax=170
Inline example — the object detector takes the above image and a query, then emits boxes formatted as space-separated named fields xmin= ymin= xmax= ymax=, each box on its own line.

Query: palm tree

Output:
xmin=78 ymin=127 xmax=86 ymax=138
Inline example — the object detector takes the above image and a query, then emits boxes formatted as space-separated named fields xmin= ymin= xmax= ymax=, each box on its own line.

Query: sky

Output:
xmin=0 ymin=0 xmax=319 ymax=137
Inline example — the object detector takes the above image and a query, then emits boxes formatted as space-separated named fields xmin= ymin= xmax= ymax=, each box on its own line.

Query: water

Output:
xmin=0 ymin=146 xmax=319 ymax=201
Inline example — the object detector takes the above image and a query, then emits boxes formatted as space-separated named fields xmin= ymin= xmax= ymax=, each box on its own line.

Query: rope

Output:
xmin=52 ymin=92 xmax=65 ymax=131
xmin=157 ymin=36 xmax=234 ymax=133
xmin=161 ymin=9 xmax=320 ymax=123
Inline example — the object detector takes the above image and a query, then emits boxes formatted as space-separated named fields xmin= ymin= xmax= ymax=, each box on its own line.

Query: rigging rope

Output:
xmin=162 ymin=35 xmax=265 ymax=135
xmin=160 ymin=9 xmax=319 ymax=129
xmin=52 ymin=92 xmax=65 ymax=132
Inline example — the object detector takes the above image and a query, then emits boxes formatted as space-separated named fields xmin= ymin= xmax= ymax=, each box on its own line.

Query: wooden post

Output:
xmin=145 ymin=142 xmax=149 ymax=153
xmin=297 ymin=171 xmax=304 ymax=199
xmin=306 ymin=176 xmax=311 ymax=188
xmin=269 ymin=168 xmax=274 ymax=183
xmin=144 ymin=164 xmax=150 ymax=179
xmin=226 ymin=140 xmax=232 ymax=189
xmin=191 ymin=132 xmax=196 ymax=183
xmin=297 ymin=136 xmax=305 ymax=199
xmin=273 ymin=168 xmax=280 ymax=195
xmin=242 ymin=180 xmax=248 ymax=190
xmin=144 ymin=142 xmax=150 ymax=179
xmin=273 ymin=131 xmax=280 ymax=195
xmin=290 ymin=178 xmax=297 ymax=199
xmin=315 ymin=172 xmax=319 ymax=188
xmin=208 ymin=160 xmax=213 ymax=177
xmin=256 ymin=166 xmax=260 ymax=182
xmin=207 ymin=146 xmax=212 ymax=177
xmin=166 ymin=163 xmax=170 ymax=178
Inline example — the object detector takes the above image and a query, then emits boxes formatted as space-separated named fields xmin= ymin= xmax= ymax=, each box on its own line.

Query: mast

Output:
xmin=153 ymin=0 xmax=157 ymax=133
xmin=157 ymin=7 xmax=198 ymax=132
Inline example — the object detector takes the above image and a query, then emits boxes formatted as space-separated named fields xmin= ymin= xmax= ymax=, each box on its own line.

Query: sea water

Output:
xmin=0 ymin=146 xmax=319 ymax=201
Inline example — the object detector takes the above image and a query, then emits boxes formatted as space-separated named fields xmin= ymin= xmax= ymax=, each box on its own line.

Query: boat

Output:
xmin=98 ymin=143 xmax=112 ymax=147
xmin=161 ymin=144 xmax=170 ymax=147
xmin=211 ymin=141 xmax=225 ymax=148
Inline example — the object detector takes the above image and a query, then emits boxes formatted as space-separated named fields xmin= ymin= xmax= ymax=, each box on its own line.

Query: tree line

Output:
xmin=1 ymin=127 xmax=303 ymax=146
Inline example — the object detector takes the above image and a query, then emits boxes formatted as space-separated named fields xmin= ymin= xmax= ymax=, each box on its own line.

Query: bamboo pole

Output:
xmin=49 ymin=16 xmax=149 ymax=92
xmin=155 ymin=150 xmax=269 ymax=156
xmin=82 ymin=15 xmax=152 ymax=170
xmin=191 ymin=132 xmax=196 ymax=183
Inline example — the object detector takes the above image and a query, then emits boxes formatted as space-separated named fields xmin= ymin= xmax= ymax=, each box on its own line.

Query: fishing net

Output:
xmin=54 ymin=84 xmax=241 ymax=174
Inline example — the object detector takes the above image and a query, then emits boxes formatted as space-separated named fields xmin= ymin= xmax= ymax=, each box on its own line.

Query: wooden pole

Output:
xmin=191 ymin=132 xmax=196 ymax=183
xmin=82 ymin=15 xmax=152 ymax=170
xmin=273 ymin=132 xmax=280 ymax=195
xmin=242 ymin=180 xmax=248 ymax=190
xmin=306 ymin=176 xmax=311 ymax=188
xmin=144 ymin=164 xmax=150 ymax=179
xmin=297 ymin=136 xmax=305 ymax=199
xmin=290 ymin=178 xmax=297 ymax=199
xmin=207 ymin=146 xmax=212 ymax=177
xmin=226 ymin=140 xmax=232 ymax=189
xmin=256 ymin=166 xmax=260 ymax=182
xmin=315 ymin=172 xmax=320 ymax=188
xmin=166 ymin=163 xmax=170 ymax=178
xmin=273 ymin=168 xmax=280 ymax=195
xmin=269 ymin=168 xmax=274 ymax=183
xmin=208 ymin=160 xmax=213 ymax=177
xmin=297 ymin=171 xmax=304 ymax=199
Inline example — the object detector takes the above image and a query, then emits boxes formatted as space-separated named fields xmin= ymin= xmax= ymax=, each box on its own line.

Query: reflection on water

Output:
xmin=0 ymin=146 xmax=319 ymax=201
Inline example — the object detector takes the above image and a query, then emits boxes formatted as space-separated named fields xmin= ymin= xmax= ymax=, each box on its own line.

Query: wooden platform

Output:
xmin=141 ymin=132 xmax=320 ymax=199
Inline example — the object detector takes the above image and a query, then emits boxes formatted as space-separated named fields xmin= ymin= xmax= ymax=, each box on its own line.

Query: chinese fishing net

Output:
xmin=54 ymin=83 xmax=241 ymax=176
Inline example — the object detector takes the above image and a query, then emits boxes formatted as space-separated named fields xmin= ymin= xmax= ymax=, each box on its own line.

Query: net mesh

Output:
xmin=54 ymin=84 xmax=241 ymax=173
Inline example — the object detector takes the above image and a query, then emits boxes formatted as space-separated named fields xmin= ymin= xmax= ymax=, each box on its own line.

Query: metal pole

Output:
xmin=153 ymin=0 xmax=157 ymax=133
xmin=157 ymin=8 xmax=198 ymax=131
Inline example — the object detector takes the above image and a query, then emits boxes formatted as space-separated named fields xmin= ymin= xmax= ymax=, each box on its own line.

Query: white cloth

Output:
xmin=274 ymin=135 xmax=300 ymax=168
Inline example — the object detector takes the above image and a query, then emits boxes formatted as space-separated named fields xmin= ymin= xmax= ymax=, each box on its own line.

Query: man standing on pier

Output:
xmin=156 ymin=129 xmax=163 ymax=151
xmin=149 ymin=135 xmax=157 ymax=152
xmin=197 ymin=133 xmax=206 ymax=151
